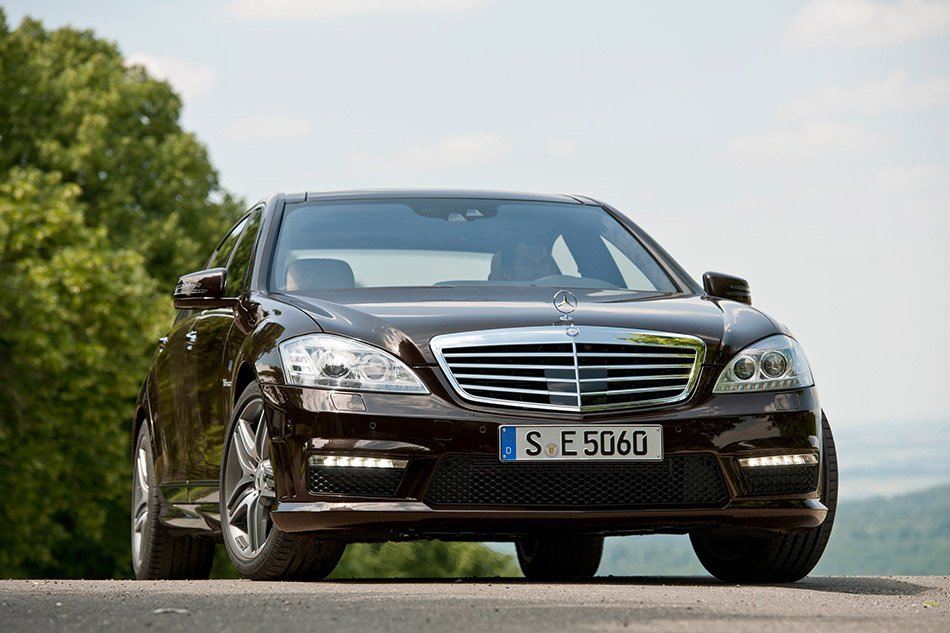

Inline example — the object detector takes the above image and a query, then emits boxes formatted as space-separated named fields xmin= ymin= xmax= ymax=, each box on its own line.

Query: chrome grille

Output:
xmin=430 ymin=326 xmax=705 ymax=412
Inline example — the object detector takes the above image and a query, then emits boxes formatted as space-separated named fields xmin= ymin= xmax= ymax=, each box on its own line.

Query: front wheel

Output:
xmin=220 ymin=382 xmax=344 ymax=580
xmin=689 ymin=411 xmax=838 ymax=583
xmin=516 ymin=535 xmax=604 ymax=579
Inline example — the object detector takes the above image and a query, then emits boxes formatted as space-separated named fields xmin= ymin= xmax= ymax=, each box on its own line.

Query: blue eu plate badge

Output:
xmin=500 ymin=427 xmax=517 ymax=461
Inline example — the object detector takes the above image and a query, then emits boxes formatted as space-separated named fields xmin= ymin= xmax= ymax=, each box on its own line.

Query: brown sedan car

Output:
xmin=131 ymin=190 xmax=836 ymax=582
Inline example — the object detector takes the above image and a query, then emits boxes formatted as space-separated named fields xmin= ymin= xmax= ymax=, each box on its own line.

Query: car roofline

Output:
xmin=270 ymin=189 xmax=595 ymax=205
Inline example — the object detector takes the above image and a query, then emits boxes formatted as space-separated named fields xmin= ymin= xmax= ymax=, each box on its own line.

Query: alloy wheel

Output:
xmin=131 ymin=436 xmax=150 ymax=574
xmin=222 ymin=398 xmax=276 ymax=560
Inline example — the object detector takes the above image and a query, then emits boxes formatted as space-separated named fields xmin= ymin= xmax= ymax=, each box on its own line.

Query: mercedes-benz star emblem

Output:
xmin=553 ymin=290 xmax=577 ymax=317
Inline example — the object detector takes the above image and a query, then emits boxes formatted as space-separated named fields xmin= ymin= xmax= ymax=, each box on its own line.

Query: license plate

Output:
xmin=499 ymin=425 xmax=663 ymax=462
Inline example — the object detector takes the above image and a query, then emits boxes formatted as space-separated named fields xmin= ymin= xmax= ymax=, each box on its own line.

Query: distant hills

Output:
xmin=597 ymin=483 xmax=950 ymax=577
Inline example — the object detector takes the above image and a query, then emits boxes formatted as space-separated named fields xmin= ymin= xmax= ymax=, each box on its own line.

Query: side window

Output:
xmin=208 ymin=215 xmax=250 ymax=269
xmin=225 ymin=207 xmax=264 ymax=297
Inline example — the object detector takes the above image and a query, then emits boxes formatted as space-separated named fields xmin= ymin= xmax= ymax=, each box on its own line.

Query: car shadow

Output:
xmin=326 ymin=575 xmax=934 ymax=596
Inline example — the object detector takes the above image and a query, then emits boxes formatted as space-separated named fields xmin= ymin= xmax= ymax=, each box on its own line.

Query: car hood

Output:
xmin=274 ymin=286 xmax=780 ymax=366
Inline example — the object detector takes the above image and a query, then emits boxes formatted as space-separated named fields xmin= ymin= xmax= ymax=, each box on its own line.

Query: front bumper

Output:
xmin=260 ymin=376 xmax=826 ymax=541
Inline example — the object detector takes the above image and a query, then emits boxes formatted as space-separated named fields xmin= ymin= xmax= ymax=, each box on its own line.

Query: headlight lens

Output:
xmin=713 ymin=334 xmax=813 ymax=393
xmin=278 ymin=334 xmax=429 ymax=393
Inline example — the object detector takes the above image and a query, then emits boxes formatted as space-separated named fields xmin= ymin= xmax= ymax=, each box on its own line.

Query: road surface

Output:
xmin=1 ymin=576 xmax=947 ymax=632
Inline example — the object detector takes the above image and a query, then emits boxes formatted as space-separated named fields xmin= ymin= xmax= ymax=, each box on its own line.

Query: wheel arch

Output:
xmin=234 ymin=362 xmax=258 ymax=404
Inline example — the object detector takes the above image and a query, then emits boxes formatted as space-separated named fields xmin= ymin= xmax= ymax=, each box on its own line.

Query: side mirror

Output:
xmin=173 ymin=268 xmax=234 ymax=309
xmin=702 ymin=271 xmax=752 ymax=305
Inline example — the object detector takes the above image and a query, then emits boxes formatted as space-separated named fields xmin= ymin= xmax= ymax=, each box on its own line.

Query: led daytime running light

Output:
xmin=738 ymin=453 xmax=818 ymax=468
xmin=308 ymin=455 xmax=408 ymax=469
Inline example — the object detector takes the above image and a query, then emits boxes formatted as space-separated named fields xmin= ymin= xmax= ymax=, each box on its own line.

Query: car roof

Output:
xmin=277 ymin=189 xmax=600 ymax=205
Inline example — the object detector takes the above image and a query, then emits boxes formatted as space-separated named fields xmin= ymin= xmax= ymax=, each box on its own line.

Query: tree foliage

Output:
xmin=0 ymin=11 xmax=242 ymax=287
xmin=0 ymin=11 xmax=522 ymax=581
xmin=329 ymin=541 xmax=521 ymax=579
xmin=0 ymin=10 xmax=241 ymax=578
xmin=208 ymin=541 xmax=521 ymax=580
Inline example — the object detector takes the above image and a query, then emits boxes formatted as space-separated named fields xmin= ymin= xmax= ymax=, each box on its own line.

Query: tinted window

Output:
xmin=208 ymin=215 xmax=250 ymax=269
xmin=269 ymin=199 xmax=676 ymax=292
xmin=225 ymin=207 xmax=263 ymax=296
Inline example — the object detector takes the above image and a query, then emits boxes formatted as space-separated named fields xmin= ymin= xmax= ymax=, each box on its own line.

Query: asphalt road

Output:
xmin=1 ymin=576 xmax=947 ymax=633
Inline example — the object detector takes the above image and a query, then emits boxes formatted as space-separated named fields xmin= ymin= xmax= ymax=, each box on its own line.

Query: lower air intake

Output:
xmin=308 ymin=465 xmax=405 ymax=497
xmin=742 ymin=464 xmax=819 ymax=495
xmin=424 ymin=454 xmax=728 ymax=508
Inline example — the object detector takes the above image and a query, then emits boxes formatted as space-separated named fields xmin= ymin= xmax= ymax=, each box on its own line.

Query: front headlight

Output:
xmin=278 ymin=334 xmax=429 ymax=393
xmin=713 ymin=334 xmax=813 ymax=393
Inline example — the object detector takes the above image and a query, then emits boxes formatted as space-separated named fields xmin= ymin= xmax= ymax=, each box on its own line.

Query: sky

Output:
xmin=5 ymin=0 xmax=949 ymax=495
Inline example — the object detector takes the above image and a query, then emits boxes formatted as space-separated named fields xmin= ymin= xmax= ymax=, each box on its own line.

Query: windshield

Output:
xmin=269 ymin=198 xmax=677 ymax=293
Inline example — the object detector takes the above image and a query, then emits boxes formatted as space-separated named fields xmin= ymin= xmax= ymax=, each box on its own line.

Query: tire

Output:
xmin=689 ymin=411 xmax=838 ymax=583
xmin=516 ymin=535 xmax=604 ymax=579
xmin=220 ymin=381 xmax=344 ymax=580
xmin=131 ymin=425 xmax=214 ymax=580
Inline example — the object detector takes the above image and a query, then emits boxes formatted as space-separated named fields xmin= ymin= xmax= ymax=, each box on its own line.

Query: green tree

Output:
xmin=0 ymin=167 xmax=165 ymax=576
xmin=0 ymin=10 xmax=241 ymax=578
xmin=0 ymin=10 xmax=242 ymax=287
xmin=329 ymin=542 xmax=522 ymax=579
xmin=209 ymin=541 xmax=522 ymax=580
xmin=0 ymin=10 xmax=520 ymax=581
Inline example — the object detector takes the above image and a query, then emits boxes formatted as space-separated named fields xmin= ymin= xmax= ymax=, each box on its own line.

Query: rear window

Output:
xmin=269 ymin=199 xmax=676 ymax=293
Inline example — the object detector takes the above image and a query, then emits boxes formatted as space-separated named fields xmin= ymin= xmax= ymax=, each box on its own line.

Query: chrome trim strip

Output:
xmin=442 ymin=352 xmax=574 ymax=358
xmin=466 ymin=385 xmax=581 ymax=397
xmin=581 ymin=385 xmax=684 ymax=396
xmin=454 ymin=373 xmax=577 ymax=383
xmin=576 ymin=352 xmax=695 ymax=358
xmin=430 ymin=326 xmax=706 ymax=413
xmin=577 ymin=375 xmax=689 ymax=383
xmin=448 ymin=363 xmax=574 ymax=370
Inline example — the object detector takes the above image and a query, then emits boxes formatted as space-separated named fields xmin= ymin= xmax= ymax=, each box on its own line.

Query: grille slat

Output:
xmin=431 ymin=326 xmax=705 ymax=412
xmin=578 ymin=374 xmax=691 ymax=383
xmin=580 ymin=385 xmax=686 ymax=396
xmin=454 ymin=373 xmax=576 ymax=383
xmin=425 ymin=454 xmax=729 ymax=508
xmin=443 ymin=352 xmax=575 ymax=358
xmin=465 ymin=385 xmax=577 ymax=396
xmin=448 ymin=362 xmax=575 ymax=370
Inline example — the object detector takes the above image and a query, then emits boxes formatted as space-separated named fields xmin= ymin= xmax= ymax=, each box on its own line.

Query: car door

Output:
xmin=179 ymin=206 xmax=263 ymax=481
xmin=164 ymin=212 xmax=250 ymax=481
xmin=149 ymin=309 xmax=196 ymax=483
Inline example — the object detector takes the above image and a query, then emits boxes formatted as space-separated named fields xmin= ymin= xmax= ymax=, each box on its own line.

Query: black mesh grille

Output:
xmin=742 ymin=464 xmax=819 ymax=495
xmin=424 ymin=454 xmax=728 ymax=508
xmin=307 ymin=466 xmax=405 ymax=497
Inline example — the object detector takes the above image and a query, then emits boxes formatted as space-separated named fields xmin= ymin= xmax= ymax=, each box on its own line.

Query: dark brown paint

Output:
xmin=133 ymin=189 xmax=828 ymax=541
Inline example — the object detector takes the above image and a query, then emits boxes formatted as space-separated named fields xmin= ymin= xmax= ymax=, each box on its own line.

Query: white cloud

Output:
xmin=126 ymin=54 xmax=216 ymax=99
xmin=224 ymin=114 xmax=312 ymax=143
xmin=348 ymin=133 xmax=511 ymax=177
xmin=874 ymin=163 xmax=948 ymax=194
xmin=722 ymin=121 xmax=883 ymax=162
xmin=227 ymin=0 xmax=484 ymax=21
xmin=548 ymin=140 xmax=576 ymax=157
xmin=787 ymin=0 xmax=950 ymax=48
xmin=779 ymin=72 xmax=950 ymax=122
